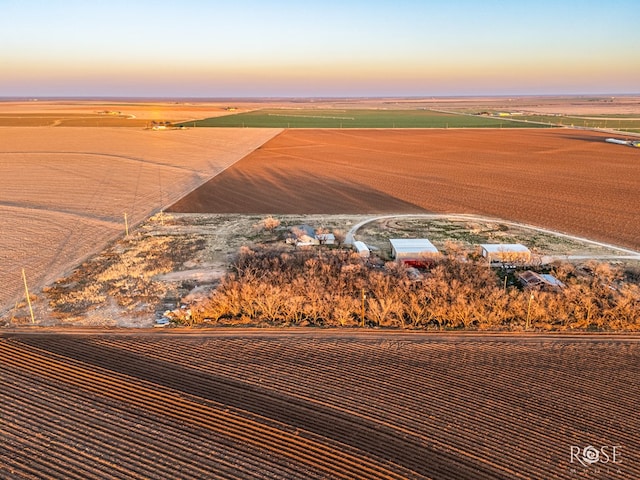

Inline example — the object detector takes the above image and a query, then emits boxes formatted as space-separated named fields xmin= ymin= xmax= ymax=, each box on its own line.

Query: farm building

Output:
xmin=316 ymin=232 xmax=336 ymax=245
xmin=286 ymin=224 xmax=334 ymax=246
xmin=286 ymin=224 xmax=317 ymax=245
xmin=353 ymin=241 xmax=370 ymax=258
xmin=479 ymin=243 xmax=531 ymax=264
xmin=518 ymin=271 xmax=565 ymax=291
xmin=389 ymin=239 xmax=440 ymax=266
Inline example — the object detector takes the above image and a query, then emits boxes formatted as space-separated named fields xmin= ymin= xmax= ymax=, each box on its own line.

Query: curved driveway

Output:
xmin=345 ymin=213 xmax=640 ymax=261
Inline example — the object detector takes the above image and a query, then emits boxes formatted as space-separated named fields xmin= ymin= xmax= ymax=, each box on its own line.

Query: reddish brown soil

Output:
xmin=169 ymin=129 xmax=640 ymax=250
xmin=1 ymin=331 xmax=638 ymax=479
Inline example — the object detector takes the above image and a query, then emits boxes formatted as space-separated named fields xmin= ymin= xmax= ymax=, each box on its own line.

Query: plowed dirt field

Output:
xmin=169 ymin=129 xmax=640 ymax=250
xmin=1 ymin=330 xmax=638 ymax=479
xmin=0 ymin=127 xmax=281 ymax=314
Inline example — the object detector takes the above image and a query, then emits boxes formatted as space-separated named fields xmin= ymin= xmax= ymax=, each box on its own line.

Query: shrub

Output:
xmin=191 ymin=246 xmax=640 ymax=330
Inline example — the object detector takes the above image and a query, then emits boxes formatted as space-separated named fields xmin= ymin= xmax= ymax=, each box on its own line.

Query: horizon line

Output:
xmin=1 ymin=93 xmax=639 ymax=103
xmin=0 ymin=91 xmax=640 ymax=101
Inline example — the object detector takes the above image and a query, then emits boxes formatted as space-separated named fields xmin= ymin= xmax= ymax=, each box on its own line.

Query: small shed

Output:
xmin=353 ymin=241 xmax=370 ymax=258
xmin=287 ymin=224 xmax=318 ymax=246
xmin=286 ymin=224 xmax=335 ymax=246
xmin=316 ymin=232 xmax=336 ymax=245
xmin=518 ymin=271 xmax=565 ymax=291
xmin=390 ymin=238 xmax=439 ymax=264
xmin=479 ymin=243 xmax=531 ymax=264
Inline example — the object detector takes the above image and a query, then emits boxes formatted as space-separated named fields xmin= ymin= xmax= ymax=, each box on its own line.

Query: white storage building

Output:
xmin=389 ymin=239 xmax=439 ymax=264
xmin=353 ymin=241 xmax=370 ymax=257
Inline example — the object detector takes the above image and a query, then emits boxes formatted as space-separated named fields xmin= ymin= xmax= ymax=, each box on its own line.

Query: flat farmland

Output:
xmin=0 ymin=100 xmax=252 ymax=125
xmin=169 ymin=129 xmax=640 ymax=250
xmin=184 ymin=108 xmax=548 ymax=128
xmin=0 ymin=113 xmax=150 ymax=128
xmin=0 ymin=127 xmax=281 ymax=314
xmin=1 ymin=330 xmax=638 ymax=479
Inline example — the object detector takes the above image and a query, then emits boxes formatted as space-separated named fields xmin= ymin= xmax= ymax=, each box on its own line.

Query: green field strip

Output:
xmin=178 ymin=109 xmax=552 ymax=128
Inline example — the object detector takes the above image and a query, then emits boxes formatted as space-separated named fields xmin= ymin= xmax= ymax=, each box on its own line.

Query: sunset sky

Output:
xmin=2 ymin=0 xmax=639 ymax=97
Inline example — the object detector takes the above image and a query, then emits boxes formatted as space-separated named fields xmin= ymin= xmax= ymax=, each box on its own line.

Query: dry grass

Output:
xmin=3 ymin=99 xmax=638 ymax=321
xmin=0 ymin=127 xmax=281 ymax=314
xmin=24 ymin=212 xmax=635 ymax=328
xmin=44 ymin=231 xmax=205 ymax=324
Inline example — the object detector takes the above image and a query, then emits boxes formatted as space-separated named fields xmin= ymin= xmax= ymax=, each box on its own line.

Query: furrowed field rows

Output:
xmin=89 ymin=338 xmax=541 ymax=478
xmin=2 ymin=332 xmax=638 ymax=479
xmin=169 ymin=129 xmax=640 ymax=251
xmin=85 ymin=336 xmax=640 ymax=479
xmin=225 ymin=341 xmax=636 ymax=475
xmin=3 ymin=338 xmax=433 ymax=479
xmin=0 ymin=384 xmax=308 ymax=480
xmin=2 ymin=378 xmax=249 ymax=479
xmin=0 ymin=337 xmax=420 ymax=480
xmin=1 ymin=363 xmax=289 ymax=479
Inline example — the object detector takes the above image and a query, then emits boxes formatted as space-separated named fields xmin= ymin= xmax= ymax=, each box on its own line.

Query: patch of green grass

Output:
xmin=178 ymin=109 xmax=553 ymax=128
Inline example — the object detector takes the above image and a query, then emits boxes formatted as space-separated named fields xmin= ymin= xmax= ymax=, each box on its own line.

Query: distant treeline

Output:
xmin=190 ymin=245 xmax=640 ymax=330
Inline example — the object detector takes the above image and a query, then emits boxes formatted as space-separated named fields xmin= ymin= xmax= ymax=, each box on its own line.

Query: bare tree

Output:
xmin=190 ymin=244 xmax=639 ymax=331
xmin=332 ymin=229 xmax=346 ymax=246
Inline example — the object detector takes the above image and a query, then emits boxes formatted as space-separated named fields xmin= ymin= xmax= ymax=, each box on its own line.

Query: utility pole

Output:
xmin=361 ymin=288 xmax=366 ymax=327
xmin=124 ymin=212 xmax=129 ymax=237
xmin=525 ymin=292 xmax=534 ymax=330
xmin=158 ymin=171 xmax=163 ymax=206
xmin=22 ymin=268 xmax=35 ymax=324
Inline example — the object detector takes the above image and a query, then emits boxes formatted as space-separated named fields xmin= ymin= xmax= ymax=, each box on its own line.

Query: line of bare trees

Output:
xmin=191 ymin=245 xmax=640 ymax=330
